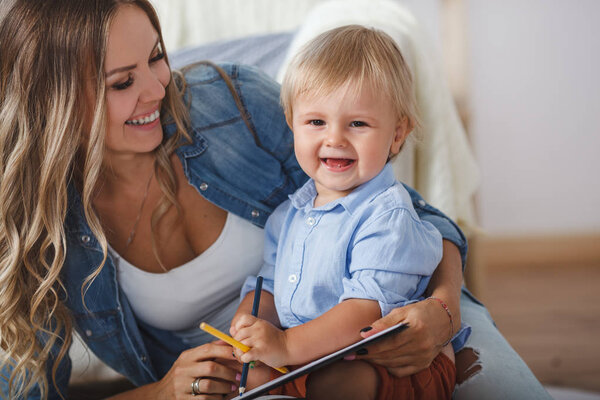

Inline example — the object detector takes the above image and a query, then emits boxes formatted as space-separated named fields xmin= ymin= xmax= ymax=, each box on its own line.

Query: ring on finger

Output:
xmin=191 ymin=377 xmax=202 ymax=396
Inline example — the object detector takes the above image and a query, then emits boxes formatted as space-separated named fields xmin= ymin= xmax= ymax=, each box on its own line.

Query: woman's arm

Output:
xmin=356 ymin=239 xmax=462 ymax=378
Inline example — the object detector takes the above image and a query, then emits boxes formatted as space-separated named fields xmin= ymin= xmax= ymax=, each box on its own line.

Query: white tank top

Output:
xmin=112 ymin=212 xmax=264 ymax=332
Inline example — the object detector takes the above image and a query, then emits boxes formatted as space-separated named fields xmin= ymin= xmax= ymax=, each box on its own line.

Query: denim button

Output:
xmin=251 ymin=209 xmax=260 ymax=218
xmin=418 ymin=200 xmax=426 ymax=206
xmin=199 ymin=182 xmax=208 ymax=191
xmin=140 ymin=355 xmax=147 ymax=362
xmin=81 ymin=235 xmax=91 ymax=244
xmin=288 ymin=274 xmax=298 ymax=283
xmin=306 ymin=217 xmax=315 ymax=226
xmin=85 ymin=329 xmax=93 ymax=337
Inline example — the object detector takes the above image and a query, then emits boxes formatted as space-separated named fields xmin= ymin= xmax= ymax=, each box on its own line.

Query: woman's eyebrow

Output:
xmin=106 ymin=64 xmax=136 ymax=78
xmin=105 ymin=37 xmax=160 ymax=78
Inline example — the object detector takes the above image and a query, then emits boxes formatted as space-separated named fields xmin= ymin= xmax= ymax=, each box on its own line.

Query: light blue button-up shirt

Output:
xmin=242 ymin=164 xmax=444 ymax=328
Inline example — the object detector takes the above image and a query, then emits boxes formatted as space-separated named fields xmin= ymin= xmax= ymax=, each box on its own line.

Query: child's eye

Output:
xmin=309 ymin=119 xmax=325 ymax=126
xmin=112 ymin=75 xmax=133 ymax=90
xmin=350 ymin=121 xmax=367 ymax=127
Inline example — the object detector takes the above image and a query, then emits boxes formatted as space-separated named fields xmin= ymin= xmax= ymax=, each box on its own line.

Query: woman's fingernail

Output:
xmin=343 ymin=354 xmax=356 ymax=361
xmin=231 ymin=384 xmax=237 ymax=391
xmin=360 ymin=326 xmax=373 ymax=333
xmin=356 ymin=348 xmax=368 ymax=356
xmin=235 ymin=373 xmax=241 ymax=381
xmin=249 ymin=361 xmax=256 ymax=369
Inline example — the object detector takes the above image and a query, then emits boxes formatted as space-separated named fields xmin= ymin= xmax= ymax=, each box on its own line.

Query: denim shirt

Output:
xmin=1 ymin=63 xmax=467 ymax=399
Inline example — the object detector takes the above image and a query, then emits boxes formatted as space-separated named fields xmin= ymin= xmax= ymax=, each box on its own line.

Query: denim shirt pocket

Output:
xmin=73 ymin=309 xmax=121 ymax=343
xmin=72 ymin=309 xmax=145 ymax=378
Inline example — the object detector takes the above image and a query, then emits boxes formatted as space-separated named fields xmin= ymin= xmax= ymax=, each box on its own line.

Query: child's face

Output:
xmin=291 ymin=82 xmax=408 ymax=204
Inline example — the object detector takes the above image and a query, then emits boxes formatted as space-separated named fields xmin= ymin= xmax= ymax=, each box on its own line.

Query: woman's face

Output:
xmin=103 ymin=5 xmax=170 ymax=158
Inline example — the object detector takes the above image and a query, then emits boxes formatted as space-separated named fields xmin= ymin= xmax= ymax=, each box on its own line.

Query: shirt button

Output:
xmin=306 ymin=217 xmax=316 ymax=226
xmin=140 ymin=355 xmax=147 ymax=362
xmin=251 ymin=209 xmax=260 ymax=218
xmin=418 ymin=200 xmax=426 ymax=206
xmin=85 ymin=329 xmax=93 ymax=337
xmin=81 ymin=235 xmax=91 ymax=244
xmin=199 ymin=182 xmax=208 ymax=191
xmin=288 ymin=274 xmax=298 ymax=283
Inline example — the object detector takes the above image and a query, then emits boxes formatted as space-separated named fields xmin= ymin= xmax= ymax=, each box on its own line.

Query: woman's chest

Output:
xmin=97 ymin=159 xmax=228 ymax=272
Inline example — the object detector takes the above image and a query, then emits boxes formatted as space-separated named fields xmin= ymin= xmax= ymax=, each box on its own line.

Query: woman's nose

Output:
xmin=139 ymin=70 xmax=166 ymax=103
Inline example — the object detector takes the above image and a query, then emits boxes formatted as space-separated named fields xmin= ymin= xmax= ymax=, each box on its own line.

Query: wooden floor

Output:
xmin=476 ymin=261 xmax=600 ymax=393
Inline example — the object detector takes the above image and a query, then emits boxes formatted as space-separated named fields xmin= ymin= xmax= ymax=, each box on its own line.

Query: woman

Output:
xmin=0 ymin=1 xmax=544 ymax=399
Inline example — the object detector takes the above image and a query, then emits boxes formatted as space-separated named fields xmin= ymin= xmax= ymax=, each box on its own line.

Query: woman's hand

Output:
xmin=152 ymin=341 xmax=240 ymax=400
xmin=355 ymin=298 xmax=452 ymax=378
xmin=355 ymin=239 xmax=463 ymax=378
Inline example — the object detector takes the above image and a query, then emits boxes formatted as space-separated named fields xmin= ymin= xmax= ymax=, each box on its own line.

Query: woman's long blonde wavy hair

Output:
xmin=0 ymin=0 xmax=190 ymax=398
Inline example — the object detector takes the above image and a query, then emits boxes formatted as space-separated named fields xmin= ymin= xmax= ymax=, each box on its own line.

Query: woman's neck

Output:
xmin=99 ymin=151 xmax=156 ymax=192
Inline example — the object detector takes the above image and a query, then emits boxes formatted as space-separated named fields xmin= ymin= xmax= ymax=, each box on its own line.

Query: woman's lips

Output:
xmin=125 ymin=109 xmax=161 ymax=130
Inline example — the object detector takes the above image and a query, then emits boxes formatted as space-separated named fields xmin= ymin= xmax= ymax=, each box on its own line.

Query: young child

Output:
xmin=231 ymin=25 xmax=457 ymax=399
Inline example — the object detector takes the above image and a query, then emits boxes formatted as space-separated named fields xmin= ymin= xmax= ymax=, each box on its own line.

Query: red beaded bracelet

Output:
xmin=426 ymin=296 xmax=454 ymax=347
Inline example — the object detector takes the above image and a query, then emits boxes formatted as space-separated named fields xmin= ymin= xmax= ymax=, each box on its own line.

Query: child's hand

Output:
xmin=231 ymin=314 xmax=290 ymax=369
xmin=229 ymin=311 xmax=249 ymax=338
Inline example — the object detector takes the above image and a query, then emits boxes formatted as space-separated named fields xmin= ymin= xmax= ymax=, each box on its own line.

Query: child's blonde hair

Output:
xmin=281 ymin=25 xmax=419 ymax=132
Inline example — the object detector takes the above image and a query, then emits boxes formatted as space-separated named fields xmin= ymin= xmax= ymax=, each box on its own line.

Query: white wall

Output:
xmin=467 ymin=0 xmax=600 ymax=235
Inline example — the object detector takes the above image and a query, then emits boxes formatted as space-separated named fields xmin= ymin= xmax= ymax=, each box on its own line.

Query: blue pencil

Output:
xmin=239 ymin=276 xmax=263 ymax=396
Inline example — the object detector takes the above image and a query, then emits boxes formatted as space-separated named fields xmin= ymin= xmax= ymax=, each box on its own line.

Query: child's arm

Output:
xmin=230 ymin=290 xmax=280 ymax=337
xmin=232 ymin=298 xmax=381 ymax=368
xmin=231 ymin=201 xmax=290 ymax=336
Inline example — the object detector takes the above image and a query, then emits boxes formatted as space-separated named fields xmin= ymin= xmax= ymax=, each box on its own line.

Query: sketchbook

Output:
xmin=231 ymin=322 xmax=408 ymax=400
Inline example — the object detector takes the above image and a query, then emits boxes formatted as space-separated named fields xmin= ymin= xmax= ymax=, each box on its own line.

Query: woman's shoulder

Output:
xmin=177 ymin=61 xmax=286 ymax=136
xmin=180 ymin=61 xmax=279 ymax=94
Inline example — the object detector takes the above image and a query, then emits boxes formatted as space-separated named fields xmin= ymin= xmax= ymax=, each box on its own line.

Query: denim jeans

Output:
xmin=456 ymin=289 xmax=551 ymax=399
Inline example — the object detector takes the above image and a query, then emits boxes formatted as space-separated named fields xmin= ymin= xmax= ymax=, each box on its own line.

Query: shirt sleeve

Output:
xmin=340 ymin=208 xmax=443 ymax=316
xmin=240 ymin=200 xmax=291 ymax=300
xmin=403 ymin=184 xmax=468 ymax=270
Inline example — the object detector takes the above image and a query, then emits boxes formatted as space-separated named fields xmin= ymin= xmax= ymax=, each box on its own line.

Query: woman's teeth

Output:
xmin=125 ymin=109 xmax=160 ymax=126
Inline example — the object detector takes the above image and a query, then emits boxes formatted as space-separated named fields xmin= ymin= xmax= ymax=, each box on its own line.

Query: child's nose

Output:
xmin=325 ymin=127 xmax=347 ymax=147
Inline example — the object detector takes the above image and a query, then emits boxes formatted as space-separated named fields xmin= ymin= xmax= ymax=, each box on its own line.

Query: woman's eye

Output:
xmin=150 ymin=51 xmax=165 ymax=63
xmin=112 ymin=75 xmax=133 ymax=90
xmin=309 ymin=119 xmax=325 ymax=126
xmin=350 ymin=121 xmax=367 ymax=128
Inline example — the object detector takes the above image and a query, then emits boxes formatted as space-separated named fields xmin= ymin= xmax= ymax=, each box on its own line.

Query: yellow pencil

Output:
xmin=199 ymin=322 xmax=289 ymax=374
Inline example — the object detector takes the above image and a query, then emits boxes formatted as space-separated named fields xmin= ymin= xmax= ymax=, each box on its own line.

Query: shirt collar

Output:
xmin=289 ymin=163 xmax=396 ymax=215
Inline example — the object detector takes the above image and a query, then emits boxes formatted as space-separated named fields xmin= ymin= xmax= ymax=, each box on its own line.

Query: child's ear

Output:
xmin=390 ymin=116 xmax=413 ymax=155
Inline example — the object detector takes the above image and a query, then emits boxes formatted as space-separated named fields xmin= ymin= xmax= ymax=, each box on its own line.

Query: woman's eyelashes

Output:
xmin=112 ymin=74 xmax=134 ymax=90
xmin=110 ymin=50 xmax=165 ymax=91
xmin=350 ymin=121 xmax=368 ymax=128
xmin=149 ymin=51 xmax=165 ymax=63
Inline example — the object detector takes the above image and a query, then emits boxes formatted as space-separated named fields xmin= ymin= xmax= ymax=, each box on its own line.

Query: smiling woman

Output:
xmin=103 ymin=5 xmax=171 ymax=155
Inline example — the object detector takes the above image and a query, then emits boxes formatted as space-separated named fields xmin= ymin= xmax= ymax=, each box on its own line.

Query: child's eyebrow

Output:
xmin=105 ymin=37 xmax=160 ymax=77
